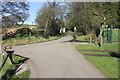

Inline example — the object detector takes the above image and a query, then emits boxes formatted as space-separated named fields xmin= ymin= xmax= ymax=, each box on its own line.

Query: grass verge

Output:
xmin=76 ymin=43 xmax=119 ymax=52
xmin=2 ymin=34 xmax=65 ymax=46
xmin=12 ymin=69 xmax=30 ymax=80
xmin=85 ymin=56 xmax=118 ymax=78
xmin=0 ymin=54 xmax=30 ymax=79
xmin=76 ymin=43 xmax=119 ymax=78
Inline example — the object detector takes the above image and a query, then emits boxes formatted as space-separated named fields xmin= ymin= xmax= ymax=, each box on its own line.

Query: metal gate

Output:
xmin=103 ymin=26 xmax=113 ymax=43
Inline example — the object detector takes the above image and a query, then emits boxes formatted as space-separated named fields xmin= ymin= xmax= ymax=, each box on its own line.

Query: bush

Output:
xmin=44 ymin=19 xmax=60 ymax=36
xmin=2 ymin=28 xmax=32 ymax=40
xmin=16 ymin=28 xmax=32 ymax=37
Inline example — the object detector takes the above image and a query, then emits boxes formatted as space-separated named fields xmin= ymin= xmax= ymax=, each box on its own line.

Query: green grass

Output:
xmin=12 ymin=69 xmax=30 ymax=79
xmin=0 ymin=54 xmax=12 ymax=78
xmin=47 ymin=34 xmax=65 ymax=41
xmin=76 ymin=43 xmax=119 ymax=52
xmin=85 ymin=56 xmax=118 ymax=78
xmin=0 ymin=53 xmax=30 ymax=79
xmin=2 ymin=34 xmax=65 ymax=46
xmin=76 ymin=43 xmax=119 ymax=78
xmin=80 ymin=51 xmax=110 ymax=55
xmin=76 ymin=35 xmax=90 ymax=42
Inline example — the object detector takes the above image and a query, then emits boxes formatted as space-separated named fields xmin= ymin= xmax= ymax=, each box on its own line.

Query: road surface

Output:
xmin=13 ymin=35 xmax=106 ymax=78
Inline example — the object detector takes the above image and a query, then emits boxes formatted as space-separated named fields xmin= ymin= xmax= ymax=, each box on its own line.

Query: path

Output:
xmin=13 ymin=35 xmax=106 ymax=78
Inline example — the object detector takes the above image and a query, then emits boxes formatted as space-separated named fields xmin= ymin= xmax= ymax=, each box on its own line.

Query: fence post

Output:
xmin=0 ymin=54 xmax=9 ymax=71
xmin=109 ymin=26 xmax=113 ymax=43
xmin=5 ymin=49 xmax=18 ymax=64
xmin=107 ymin=27 xmax=109 ymax=43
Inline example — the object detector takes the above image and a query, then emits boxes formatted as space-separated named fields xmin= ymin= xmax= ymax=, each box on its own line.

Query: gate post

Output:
xmin=109 ymin=26 xmax=113 ymax=43
xmin=106 ymin=25 xmax=109 ymax=43
xmin=5 ymin=49 xmax=18 ymax=64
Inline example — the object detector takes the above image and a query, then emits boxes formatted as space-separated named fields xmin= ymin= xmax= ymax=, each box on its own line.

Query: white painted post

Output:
xmin=63 ymin=28 xmax=66 ymax=33
xmin=74 ymin=27 xmax=77 ymax=32
xmin=60 ymin=28 xmax=62 ymax=33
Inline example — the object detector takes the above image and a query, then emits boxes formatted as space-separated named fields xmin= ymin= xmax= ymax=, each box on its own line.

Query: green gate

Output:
xmin=103 ymin=26 xmax=113 ymax=43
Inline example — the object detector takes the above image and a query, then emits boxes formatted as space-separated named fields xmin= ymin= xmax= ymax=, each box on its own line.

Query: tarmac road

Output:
xmin=13 ymin=35 xmax=106 ymax=78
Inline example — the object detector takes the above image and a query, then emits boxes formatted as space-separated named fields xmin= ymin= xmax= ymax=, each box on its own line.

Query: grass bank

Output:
xmin=2 ymin=34 xmax=65 ymax=46
xmin=76 ymin=43 xmax=119 ymax=78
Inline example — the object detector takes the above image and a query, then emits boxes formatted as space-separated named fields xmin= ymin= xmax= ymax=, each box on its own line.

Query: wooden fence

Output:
xmin=0 ymin=47 xmax=29 ymax=72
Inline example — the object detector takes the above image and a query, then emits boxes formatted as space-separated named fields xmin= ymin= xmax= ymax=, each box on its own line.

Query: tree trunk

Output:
xmin=90 ymin=2 xmax=106 ymax=47
xmin=44 ymin=20 xmax=48 ymax=36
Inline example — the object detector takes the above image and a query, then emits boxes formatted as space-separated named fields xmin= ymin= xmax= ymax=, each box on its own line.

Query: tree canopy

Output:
xmin=65 ymin=2 xmax=118 ymax=35
xmin=1 ymin=2 xmax=30 ymax=28
xmin=36 ymin=2 xmax=65 ymax=36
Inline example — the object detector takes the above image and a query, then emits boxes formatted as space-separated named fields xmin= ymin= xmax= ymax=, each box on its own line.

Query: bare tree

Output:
xmin=1 ymin=2 xmax=29 ymax=28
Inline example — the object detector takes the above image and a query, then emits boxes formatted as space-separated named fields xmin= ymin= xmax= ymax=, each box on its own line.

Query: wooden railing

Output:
xmin=0 ymin=47 xmax=29 ymax=72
